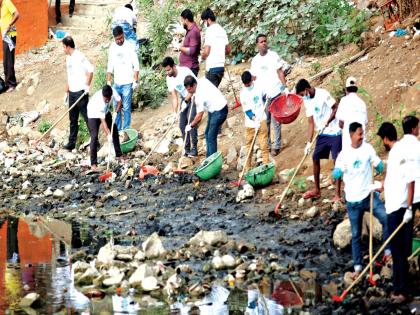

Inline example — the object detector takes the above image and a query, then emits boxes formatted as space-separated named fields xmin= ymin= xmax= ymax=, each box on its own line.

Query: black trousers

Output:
xmin=2 ymin=37 xmax=17 ymax=88
xmin=388 ymin=205 xmax=416 ymax=296
xmin=205 ymin=69 xmax=224 ymax=88
xmin=87 ymin=112 xmax=122 ymax=166
xmin=179 ymin=101 xmax=197 ymax=152
xmin=55 ymin=0 xmax=75 ymax=23
xmin=191 ymin=68 xmax=199 ymax=77
xmin=68 ymin=90 xmax=89 ymax=146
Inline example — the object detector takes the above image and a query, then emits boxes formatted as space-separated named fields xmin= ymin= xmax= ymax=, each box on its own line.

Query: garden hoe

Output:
xmin=232 ymin=98 xmax=269 ymax=187
xmin=173 ymin=101 xmax=195 ymax=174
xmin=35 ymin=91 xmax=87 ymax=144
xmin=99 ymin=112 xmax=117 ymax=182
xmin=273 ymin=128 xmax=324 ymax=214
xmin=225 ymin=66 xmax=241 ymax=110
xmin=332 ymin=220 xmax=406 ymax=303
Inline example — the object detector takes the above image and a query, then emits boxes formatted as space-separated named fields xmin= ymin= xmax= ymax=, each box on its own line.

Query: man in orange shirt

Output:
xmin=0 ymin=0 xmax=19 ymax=92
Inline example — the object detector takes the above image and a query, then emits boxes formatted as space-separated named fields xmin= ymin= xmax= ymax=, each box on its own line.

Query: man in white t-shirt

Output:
xmin=336 ymin=77 xmax=368 ymax=148
xmin=250 ymin=34 xmax=288 ymax=157
xmin=162 ymin=56 xmax=197 ymax=156
xmin=62 ymin=36 xmax=94 ymax=151
xmin=295 ymin=79 xmax=342 ymax=201
xmin=200 ymin=8 xmax=230 ymax=88
xmin=111 ymin=4 xmax=138 ymax=48
xmin=87 ymin=85 xmax=123 ymax=171
xmin=333 ymin=122 xmax=389 ymax=276
xmin=377 ymin=121 xmax=416 ymax=304
xmin=184 ymin=75 xmax=228 ymax=157
xmin=106 ymin=26 xmax=139 ymax=131
xmin=240 ymin=70 xmax=269 ymax=171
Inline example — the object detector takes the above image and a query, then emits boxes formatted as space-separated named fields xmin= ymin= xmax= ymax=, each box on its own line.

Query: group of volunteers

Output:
xmin=164 ymin=9 xmax=289 ymax=163
xmin=295 ymin=75 xmax=419 ymax=303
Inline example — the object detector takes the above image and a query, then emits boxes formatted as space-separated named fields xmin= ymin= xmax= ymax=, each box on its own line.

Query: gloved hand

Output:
xmin=132 ymin=81 xmax=139 ymax=90
xmin=84 ymin=84 xmax=90 ymax=94
xmin=283 ymin=87 xmax=290 ymax=96
xmin=185 ymin=124 xmax=192 ymax=132
xmin=180 ymin=100 xmax=188 ymax=112
xmin=403 ymin=208 xmax=413 ymax=224
xmin=368 ymin=180 xmax=383 ymax=192
xmin=107 ymin=134 xmax=112 ymax=143
xmin=304 ymin=142 xmax=311 ymax=155
xmin=112 ymin=111 xmax=118 ymax=120
xmin=170 ymin=112 xmax=178 ymax=123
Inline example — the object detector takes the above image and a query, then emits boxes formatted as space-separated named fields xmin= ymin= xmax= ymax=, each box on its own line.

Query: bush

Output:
xmin=133 ymin=67 xmax=167 ymax=109
xmin=92 ymin=47 xmax=108 ymax=93
xmin=206 ymin=0 xmax=368 ymax=61
xmin=38 ymin=119 xmax=52 ymax=133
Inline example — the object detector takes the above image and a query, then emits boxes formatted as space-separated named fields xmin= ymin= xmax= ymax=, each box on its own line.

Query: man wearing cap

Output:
xmin=295 ymin=78 xmax=342 ymax=201
xmin=63 ymin=36 xmax=94 ymax=151
xmin=200 ymin=8 xmax=230 ymax=88
xmin=336 ymin=77 xmax=368 ymax=148
xmin=250 ymin=34 xmax=288 ymax=157
xmin=183 ymin=75 xmax=228 ymax=157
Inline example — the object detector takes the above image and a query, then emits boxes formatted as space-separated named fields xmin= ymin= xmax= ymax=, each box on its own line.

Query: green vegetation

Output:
xmin=38 ymin=119 xmax=52 ymax=133
xmin=292 ymin=176 xmax=307 ymax=192
xmin=92 ymin=47 xmax=108 ymax=93
xmin=329 ymin=65 xmax=348 ymax=100
xmin=135 ymin=67 xmax=168 ymax=109
xmin=207 ymin=0 xmax=368 ymax=61
xmin=76 ymin=117 xmax=90 ymax=148
xmin=310 ymin=61 xmax=321 ymax=76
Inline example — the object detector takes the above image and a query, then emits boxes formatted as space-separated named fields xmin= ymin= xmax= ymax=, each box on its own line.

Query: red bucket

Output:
xmin=269 ymin=94 xmax=302 ymax=124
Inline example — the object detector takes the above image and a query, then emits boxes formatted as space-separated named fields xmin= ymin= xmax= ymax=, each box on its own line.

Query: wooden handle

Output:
xmin=36 ymin=92 xmax=86 ymax=142
xmin=179 ymin=101 xmax=195 ymax=163
xmin=106 ymin=112 xmax=117 ymax=172
xmin=369 ymin=165 xmax=374 ymax=275
xmin=345 ymin=221 xmax=406 ymax=294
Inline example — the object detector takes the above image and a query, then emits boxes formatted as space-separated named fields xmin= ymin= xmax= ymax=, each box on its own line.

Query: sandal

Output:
xmin=303 ymin=190 xmax=321 ymax=200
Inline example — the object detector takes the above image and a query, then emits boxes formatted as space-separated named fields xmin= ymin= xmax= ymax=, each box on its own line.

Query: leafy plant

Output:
xmin=310 ymin=61 xmax=321 ymax=76
xmin=292 ymin=176 xmax=307 ymax=192
xmin=38 ymin=119 xmax=52 ymax=133
xmin=134 ymin=67 xmax=167 ymax=109
xmin=76 ymin=117 xmax=90 ymax=148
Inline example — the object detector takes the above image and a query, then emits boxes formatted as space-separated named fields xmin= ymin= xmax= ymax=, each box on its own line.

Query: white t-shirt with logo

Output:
xmin=87 ymin=89 xmax=121 ymax=119
xmin=204 ymin=23 xmax=229 ymax=70
xmin=240 ymin=82 xmax=267 ymax=129
xmin=303 ymin=88 xmax=340 ymax=135
xmin=384 ymin=141 xmax=418 ymax=214
xmin=336 ymin=93 xmax=368 ymax=148
xmin=398 ymin=134 xmax=420 ymax=204
xmin=107 ymin=41 xmax=140 ymax=85
xmin=250 ymin=50 xmax=286 ymax=99
xmin=335 ymin=142 xmax=381 ymax=202
xmin=66 ymin=50 xmax=94 ymax=93
xmin=166 ymin=66 xmax=196 ymax=99
xmin=195 ymin=78 xmax=227 ymax=113
xmin=112 ymin=6 xmax=137 ymax=27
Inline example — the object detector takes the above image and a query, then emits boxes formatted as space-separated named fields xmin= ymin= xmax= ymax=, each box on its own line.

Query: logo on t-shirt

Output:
xmin=353 ymin=160 xmax=361 ymax=169
xmin=253 ymin=96 xmax=259 ymax=104
xmin=314 ymin=107 xmax=320 ymax=113
xmin=176 ymin=84 xmax=183 ymax=92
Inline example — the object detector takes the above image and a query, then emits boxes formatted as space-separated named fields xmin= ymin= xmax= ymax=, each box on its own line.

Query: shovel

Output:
xmin=232 ymin=98 xmax=269 ymax=187
xmin=368 ymin=164 xmax=376 ymax=286
xmin=173 ymin=100 xmax=195 ymax=174
xmin=332 ymin=220 xmax=406 ymax=302
xmin=225 ymin=66 xmax=241 ymax=110
xmin=35 ymin=91 xmax=87 ymax=144
xmin=274 ymin=128 xmax=324 ymax=214
xmin=99 ymin=112 xmax=117 ymax=182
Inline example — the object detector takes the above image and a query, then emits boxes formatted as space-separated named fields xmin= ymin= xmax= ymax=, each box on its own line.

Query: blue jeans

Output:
xmin=205 ymin=105 xmax=228 ymax=157
xmin=346 ymin=192 xmax=390 ymax=269
xmin=113 ymin=83 xmax=133 ymax=131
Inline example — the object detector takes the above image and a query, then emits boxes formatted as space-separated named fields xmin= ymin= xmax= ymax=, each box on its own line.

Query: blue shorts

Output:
xmin=313 ymin=134 xmax=342 ymax=161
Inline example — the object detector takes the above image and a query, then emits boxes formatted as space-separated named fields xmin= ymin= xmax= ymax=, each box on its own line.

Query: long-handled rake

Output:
xmin=99 ymin=113 xmax=117 ymax=182
xmin=225 ymin=66 xmax=241 ymax=110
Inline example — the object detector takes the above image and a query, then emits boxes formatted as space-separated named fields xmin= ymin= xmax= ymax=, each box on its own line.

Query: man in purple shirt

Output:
xmin=179 ymin=9 xmax=201 ymax=76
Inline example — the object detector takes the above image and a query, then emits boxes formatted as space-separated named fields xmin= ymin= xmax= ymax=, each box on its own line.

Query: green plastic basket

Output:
xmin=413 ymin=238 xmax=420 ymax=256
xmin=245 ymin=162 xmax=275 ymax=188
xmin=194 ymin=152 xmax=223 ymax=181
xmin=120 ymin=129 xmax=138 ymax=153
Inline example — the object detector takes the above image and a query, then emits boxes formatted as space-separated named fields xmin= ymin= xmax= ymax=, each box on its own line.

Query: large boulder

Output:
xmin=188 ymin=230 xmax=228 ymax=247
xmin=142 ymin=233 xmax=166 ymax=259
xmin=97 ymin=243 xmax=116 ymax=265
xmin=333 ymin=219 xmax=352 ymax=249
xmin=129 ymin=264 xmax=154 ymax=286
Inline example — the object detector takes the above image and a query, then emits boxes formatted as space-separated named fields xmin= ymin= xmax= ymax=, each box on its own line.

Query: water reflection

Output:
xmin=0 ymin=216 xmax=89 ymax=314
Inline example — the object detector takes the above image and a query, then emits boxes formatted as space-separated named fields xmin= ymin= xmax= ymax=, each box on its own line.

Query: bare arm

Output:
xmin=225 ymin=44 xmax=231 ymax=55
xmin=86 ymin=72 xmax=93 ymax=87
xmin=277 ymin=68 xmax=286 ymax=86
xmin=407 ymin=181 xmax=415 ymax=208
xmin=7 ymin=11 xmax=19 ymax=31
xmin=201 ymin=46 xmax=210 ymax=60
xmin=180 ymin=47 xmax=190 ymax=55
xmin=190 ymin=112 xmax=204 ymax=128
xmin=171 ymin=91 xmax=179 ymax=113
xmin=339 ymin=120 xmax=344 ymax=129
xmin=326 ymin=102 xmax=339 ymax=126
xmin=134 ymin=71 xmax=139 ymax=82
xmin=100 ymin=118 xmax=111 ymax=135
xmin=307 ymin=116 xmax=315 ymax=143
xmin=115 ymin=100 xmax=122 ymax=112
xmin=106 ymin=73 xmax=112 ymax=84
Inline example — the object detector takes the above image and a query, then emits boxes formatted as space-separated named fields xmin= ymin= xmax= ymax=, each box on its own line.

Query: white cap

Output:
xmin=345 ymin=76 xmax=357 ymax=88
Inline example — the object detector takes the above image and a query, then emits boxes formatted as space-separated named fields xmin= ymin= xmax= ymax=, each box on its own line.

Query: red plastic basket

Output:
xmin=269 ymin=94 xmax=302 ymax=124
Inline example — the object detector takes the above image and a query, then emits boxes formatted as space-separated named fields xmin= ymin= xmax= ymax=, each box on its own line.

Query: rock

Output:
xmin=19 ymin=292 xmax=40 ymax=308
xmin=27 ymin=86 xmax=35 ymax=96
xmin=212 ymin=256 xmax=224 ymax=269
xmin=226 ymin=116 xmax=237 ymax=129
xmin=63 ymin=184 xmax=73 ymax=191
xmin=22 ymin=180 xmax=31 ymax=190
xmin=362 ymin=212 xmax=382 ymax=240
xmin=178 ymin=156 xmax=193 ymax=169
xmin=103 ymin=272 xmax=124 ymax=287
xmin=73 ymin=261 xmax=90 ymax=273
xmin=97 ymin=243 xmax=116 ymax=265
xmin=322 ymin=281 xmax=338 ymax=297
xmin=221 ymin=255 xmax=236 ymax=268
xmin=155 ymin=139 xmax=170 ymax=154
xmin=163 ymin=162 xmax=174 ymax=174
xmin=53 ymin=189 xmax=65 ymax=199
xmin=226 ymin=146 xmax=237 ymax=165
xmin=164 ymin=273 xmax=183 ymax=296
xmin=298 ymin=198 xmax=305 ymax=208
xmin=236 ymin=183 xmax=254 ymax=202
xmin=77 ymin=267 xmax=99 ymax=286
xmin=43 ymin=187 xmax=53 ymax=196
xmin=129 ymin=264 xmax=154 ymax=286
xmin=134 ymin=250 xmax=146 ymax=261
xmin=142 ymin=233 xmax=166 ymax=259
xmin=141 ymin=276 xmax=159 ymax=291
xmin=343 ymin=271 xmax=354 ymax=287
xmin=380 ymin=265 xmax=392 ymax=279
xmin=333 ymin=219 xmax=352 ymax=249
xmin=116 ymin=253 xmax=133 ymax=261
xmin=188 ymin=230 xmax=228 ymax=247
xmin=305 ymin=206 xmax=319 ymax=218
